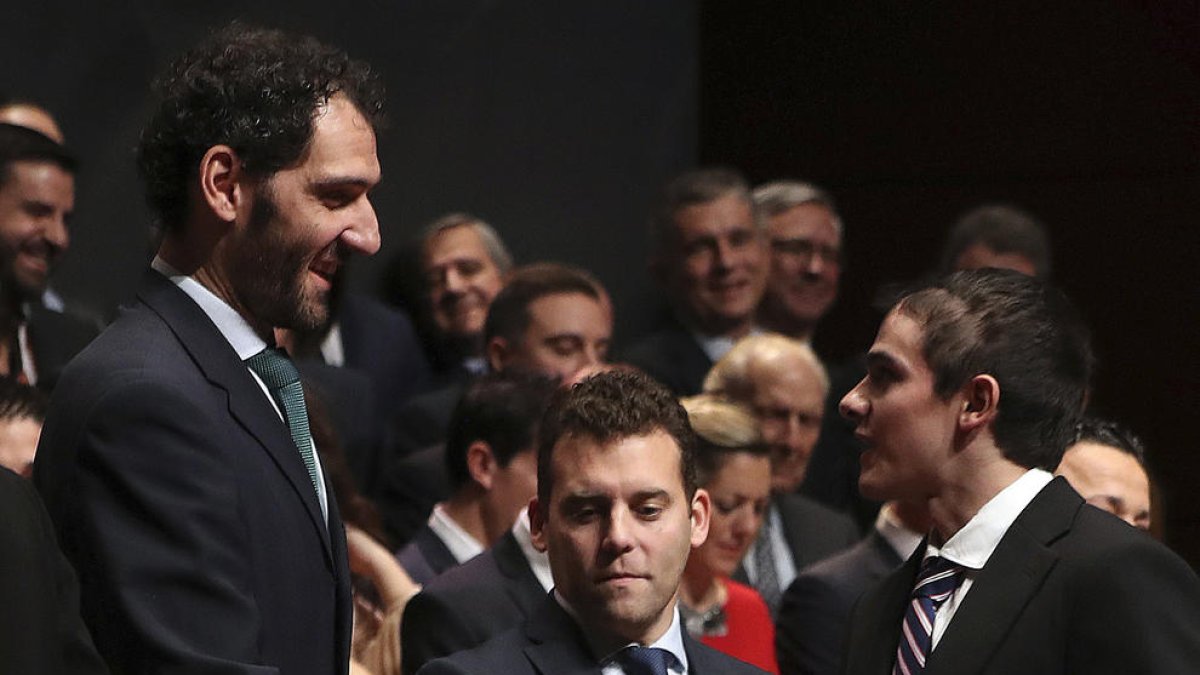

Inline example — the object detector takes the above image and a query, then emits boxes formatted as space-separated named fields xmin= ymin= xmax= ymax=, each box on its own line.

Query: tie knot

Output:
xmin=245 ymin=347 xmax=300 ymax=390
xmin=914 ymin=555 xmax=964 ymax=603
xmin=619 ymin=646 xmax=674 ymax=675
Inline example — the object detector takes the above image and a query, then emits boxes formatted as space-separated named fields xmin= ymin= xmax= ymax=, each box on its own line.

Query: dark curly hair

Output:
xmin=137 ymin=22 xmax=385 ymax=232
xmin=536 ymin=370 xmax=698 ymax=507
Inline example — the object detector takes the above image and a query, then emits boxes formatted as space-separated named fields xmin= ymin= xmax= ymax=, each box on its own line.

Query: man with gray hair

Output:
xmin=420 ymin=212 xmax=513 ymax=379
xmin=752 ymin=180 xmax=843 ymax=344
xmin=624 ymin=167 xmax=769 ymax=396
xmin=702 ymin=333 xmax=858 ymax=614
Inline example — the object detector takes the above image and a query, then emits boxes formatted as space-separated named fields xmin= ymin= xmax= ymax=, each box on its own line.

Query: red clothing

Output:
xmin=700 ymin=578 xmax=779 ymax=674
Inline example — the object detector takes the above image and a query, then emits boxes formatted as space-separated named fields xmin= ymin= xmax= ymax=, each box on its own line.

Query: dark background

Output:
xmin=3 ymin=2 xmax=1197 ymax=563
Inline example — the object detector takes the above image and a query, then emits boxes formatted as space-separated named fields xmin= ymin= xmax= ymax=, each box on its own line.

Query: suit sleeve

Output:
xmin=776 ymin=573 xmax=848 ymax=675
xmin=1068 ymin=535 xmax=1200 ymax=673
xmin=401 ymin=589 xmax=484 ymax=675
xmin=53 ymin=378 xmax=277 ymax=674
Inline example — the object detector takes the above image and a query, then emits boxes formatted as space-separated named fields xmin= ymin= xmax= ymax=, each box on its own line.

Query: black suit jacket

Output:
xmin=621 ymin=324 xmax=713 ymax=396
xmin=776 ymin=529 xmax=902 ymax=675
xmin=0 ymin=467 xmax=107 ymax=674
xmin=402 ymin=530 xmax=545 ymax=675
xmin=389 ymin=380 xmax=466 ymax=459
xmin=417 ymin=594 xmax=769 ymax=675
xmin=843 ymin=478 xmax=1200 ymax=674
xmin=335 ymin=292 xmax=430 ymax=416
xmin=397 ymin=523 xmax=459 ymax=585
xmin=35 ymin=271 xmax=353 ymax=674
xmin=735 ymin=493 xmax=860 ymax=591
xmin=26 ymin=303 xmax=101 ymax=393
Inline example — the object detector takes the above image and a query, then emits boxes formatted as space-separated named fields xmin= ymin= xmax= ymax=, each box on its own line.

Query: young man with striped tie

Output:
xmin=837 ymin=269 xmax=1200 ymax=674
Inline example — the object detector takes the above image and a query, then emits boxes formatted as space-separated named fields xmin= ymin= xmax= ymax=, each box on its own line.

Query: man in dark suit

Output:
xmin=0 ymin=466 xmax=107 ymax=673
xmin=397 ymin=372 xmax=556 ymax=583
xmin=775 ymin=500 xmax=927 ymax=675
xmin=623 ymin=167 xmax=769 ymax=397
xmin=839 ymin=270 xmax=1200 ymax=674
xmin=419 ymin=371 xmax=766 ymax=675
xmin=401 ymin=520 xmax=550 ymax=674
xmin=34 ymin=24 xmax=386 ymax=673
xmin=0 ymin=123 xmax=100 ymax=393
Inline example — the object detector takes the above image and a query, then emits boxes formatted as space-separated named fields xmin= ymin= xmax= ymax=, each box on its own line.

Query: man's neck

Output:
xmin=158 ymin=238 xmax=274 ymax=344
xmin=927 ymin=455 xmax=1028 ymax=544
xmin=439 ymin=492 xmax=488 ymax=545
xmin=678 ymin=561 xmax=723 ymax=612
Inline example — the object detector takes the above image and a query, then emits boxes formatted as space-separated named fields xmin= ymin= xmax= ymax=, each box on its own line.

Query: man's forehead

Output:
xmin=424 ymin=225 xmax=488 ymax=263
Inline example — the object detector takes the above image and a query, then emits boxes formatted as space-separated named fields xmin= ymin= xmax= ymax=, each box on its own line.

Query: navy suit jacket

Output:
xmin=402 ymin=530 xmax=546 ymax=674
xmin=35 ymin=271 xmax=353 ymax=674
xmin=417 ymin=594 xmax=769 ymax=675
xmin=397 ymin=523 xmax=459 ymax=585
xmin=621 ymin=324 xmax=713 ymax=396
xmin=378 ymin=442 xmax=453 ymax=546
xmin=776 ymin=529 xmax=902 ymax=675
xmin=335 ymin=292 xmax=430 ymax=415
xmin=843 ymin=478 xmax=1200 ymax=674
xmin=26 ymin=302 xmax=101 ymax=393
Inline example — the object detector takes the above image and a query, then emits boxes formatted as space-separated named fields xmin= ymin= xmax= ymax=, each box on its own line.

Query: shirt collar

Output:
xmin=427 ymin=503 xmax=485 ymax=564
xmin=151 ymin=256 xmax=269 ymax=360
xmin=692 ymin=326 xmax=763 ymax=363
xmin=875 ymin=502 xmax=926 ymax=561
xmin=511 ymin=510 xmax=554 ymax=592
xmin=930 ymin=468 xmax=1054 ymax=570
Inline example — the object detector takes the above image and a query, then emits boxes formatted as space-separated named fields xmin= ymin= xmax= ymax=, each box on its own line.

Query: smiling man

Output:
xmin=625 ymin=167 xmax=769 ymax=396
xmin=35 ymin=24 xmax=384 ymax=674
xmin=0 ymin=123 xmax=99 ymax=391
xmin=838 ymin=269 xmax=1200 ymax=675
xmin=418 ymin=371 xmax=767 ymax=674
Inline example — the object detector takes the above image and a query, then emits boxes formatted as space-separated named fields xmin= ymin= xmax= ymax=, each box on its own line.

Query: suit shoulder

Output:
xmin=779 ymin=493 xmax=859 ymax=536
xmin=689 ymin=639 xmax=772 ymax=674
xmin=417 ymin=627 xmax=528 ymax=675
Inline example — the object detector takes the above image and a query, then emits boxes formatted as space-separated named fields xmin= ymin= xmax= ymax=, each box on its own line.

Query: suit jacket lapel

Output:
xmin=137 ymin=270 xmax=334 ymax=561
xmin=523 ymin=595 xmax=603 ymax=674
xmin=924 ymin=478 xmax=1079 ymax=675
xmin=493 ymin=531 xmax=546 ymax=617
xmin=845 ymin=542 xmax=924 ymax=675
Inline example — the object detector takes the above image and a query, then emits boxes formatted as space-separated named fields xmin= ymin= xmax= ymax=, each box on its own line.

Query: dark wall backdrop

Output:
xmin=3 ymin=2 xmax=1198 ymax=564
xmin=700 ymin=2 xmax=1200 ymax=563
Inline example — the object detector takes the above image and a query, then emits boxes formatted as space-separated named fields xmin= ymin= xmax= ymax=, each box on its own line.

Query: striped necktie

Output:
xmin=894 ymin=555 xmax=964 ymax=675
xmin=244 ymin=347 xmax=321 ymax=499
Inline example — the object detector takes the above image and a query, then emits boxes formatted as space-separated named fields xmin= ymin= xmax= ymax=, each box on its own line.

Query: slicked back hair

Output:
xmin=483 ymin=263 xmax=603 ymax=349
xmin=537 ymin=371 xmax=698 ymax=507
xmin=1071 ymin=416 xmax=1147 ymax=467
xmin=893 ymin=269 xmax=1092 ymax=471
xmin=0 ymin=123 xmax=77 ymax=187
xmin=444 ymin=371 xmax=559 ymax=491
xmin=138 ymin=22 xmax=385 ymax=232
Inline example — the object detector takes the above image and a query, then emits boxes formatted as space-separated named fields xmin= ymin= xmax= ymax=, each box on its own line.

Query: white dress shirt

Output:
xmin=427 ymin=503 xmax=485 ymax=564
xmin=925 ymin=468 xmax=1054 ymax=649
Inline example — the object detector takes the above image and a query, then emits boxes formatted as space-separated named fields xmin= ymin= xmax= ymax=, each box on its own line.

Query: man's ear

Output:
xmin=198 ymin=145 xmax=244 ymax=223
xmin=689 ymin=488 xmax=712 ymax=549
xmin=486 ymin=336 xmax=510 ymax=373
xmin=528 ymin=497 xmax=548 ymax=553
xmin=959 ymin=374 xmax=1000 ymax=433
xmin=465 ymin=441 xmax=498 ymax=490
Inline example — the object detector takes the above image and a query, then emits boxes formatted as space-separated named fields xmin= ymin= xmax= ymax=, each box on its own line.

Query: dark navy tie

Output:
xmin=620 ymin=646 xmax=673 ymax=675
xmin=894 ymin=555 xmax=964 ymax=674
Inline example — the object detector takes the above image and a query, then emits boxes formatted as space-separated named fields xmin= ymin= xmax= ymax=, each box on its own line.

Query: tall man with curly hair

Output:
xmin=35 ymin=24 xmax=385 ymax=673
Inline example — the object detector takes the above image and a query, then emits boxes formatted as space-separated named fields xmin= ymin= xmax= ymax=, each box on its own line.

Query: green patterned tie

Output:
xmin=245 ymin=347 xmax=321 ymax=498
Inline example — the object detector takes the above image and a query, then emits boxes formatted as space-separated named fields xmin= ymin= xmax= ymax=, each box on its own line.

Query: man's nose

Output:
xmin=602 ymin=507 xmax=636 ymax=554
xmin=340 ymin=200 xmax=381 ymax=256
xmin=840 ymin=380 xmax=867 ymax=421
xmin=44 ymin=213 xmax=70 ymax=251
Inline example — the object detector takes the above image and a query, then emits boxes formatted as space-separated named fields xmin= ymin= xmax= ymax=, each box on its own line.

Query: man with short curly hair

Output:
xmin=36 ymin=23 xmax=385 ymax=674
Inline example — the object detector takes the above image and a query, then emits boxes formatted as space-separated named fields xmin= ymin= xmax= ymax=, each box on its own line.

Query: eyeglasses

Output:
xmin=770 ymin=238 xmax=842 ymax=266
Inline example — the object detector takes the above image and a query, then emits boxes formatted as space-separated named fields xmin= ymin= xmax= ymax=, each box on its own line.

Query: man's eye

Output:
xmin=636 ymin=504 xmax=664 ymax=520
xmin=570 ymin=507 xmax=598 ymax=523
xmin=456 ymin=260 xmax=483 ymax=277
xmin=547 ymin=338 xmax=582 ymax=357
xmin=715 ymin=500 xmax=740 ymax=515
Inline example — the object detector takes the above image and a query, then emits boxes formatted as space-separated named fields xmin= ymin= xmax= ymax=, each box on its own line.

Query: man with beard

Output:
xmin=0 ymin=123 xmax=100 ymax=392
xmin=35 ymin=24 xmax=385 ymax=674
xmin=418 ymin=371 xmax=766 ymax=675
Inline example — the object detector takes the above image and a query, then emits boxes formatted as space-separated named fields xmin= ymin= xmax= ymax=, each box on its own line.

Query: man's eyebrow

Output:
xmin=865 ymin=350 xmax=898 ymax=369
xmin=631 ymin=488 xmax=672 ymax=503
xmin=311 ymin=175 xmax=378 ymax=189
